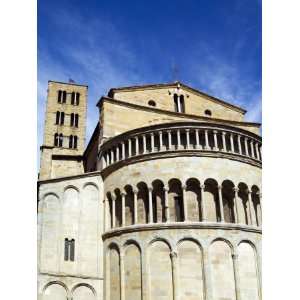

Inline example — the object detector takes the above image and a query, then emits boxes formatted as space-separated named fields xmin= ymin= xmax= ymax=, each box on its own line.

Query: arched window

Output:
xmin=54 ymin=133 xmax=59 ymax=146
xmin=148 ymin=100 xmax=156 ymax=107
xmin=70 ymin=239 xmax=75 ymax=261
xmin=205 ymin=109 xmax=212 ymax=116
xmin=62 ymin=91 xmax=67 ymax=103
xmin=71 ymin=92 xmax=75 ymax=105
xmin=64 ymin=238 xmax=75 ymax=261
xmin=70 ymin=113 xmax=74 ymax=126
xmin=180 ymin=95 xmax=185 ymax=113
xmin=55 ymin=111 xmax=60 ymax=124
xmin=59 ymin=134 xmax=63 ymax=147
xmin=60 ymin=112 xmax=65 ymax=125
xmin=69 ymin=135 xmax=74 ymax=148
xmin=75 ymin=92 xmax=80 ymax=105
xmin=75 ymin=114 xmax=79 ymax=127
xmin=174 ymin=94 xmax=179 ymax=112
xmin=58 ymin=90 xmax=62 ymax=103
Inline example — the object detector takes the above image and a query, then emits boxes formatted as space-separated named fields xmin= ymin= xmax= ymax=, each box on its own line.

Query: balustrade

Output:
xmin=99 ymin=123 xmax=262 ymax=170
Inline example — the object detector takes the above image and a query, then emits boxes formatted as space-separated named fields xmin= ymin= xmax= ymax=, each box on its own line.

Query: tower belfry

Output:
xmin=39 ymin=80 xmax=88 ymax=180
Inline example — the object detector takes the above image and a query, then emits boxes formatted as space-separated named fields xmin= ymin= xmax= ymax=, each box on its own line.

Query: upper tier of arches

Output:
xmin=104 ymin=177 xmax=261 ymax=232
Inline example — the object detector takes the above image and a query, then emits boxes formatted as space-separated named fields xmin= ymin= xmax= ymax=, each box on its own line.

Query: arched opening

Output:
xmin=76 ymin=92 xmax=80 ymax=105
xmin=148 ymin=100 xmax=156 ymax=107
xmin=58 ymin=134 xmax=63 ymax=147
xmin=152 ymin=179 xmax=165 ymax=223
xmin=58 ymin=90 xmax=62 ymax=103
xmin=71 ymin=92 xmax=75 ymax=105
xmin=185 ymin=178 xmax=202 ymax=222
xmin=168 ymin=178 xmax=184 ymax=222
xmin=204 ymin=109 xmax=212 ymax=116
xmin=54 ymin=133 xmax=59 ymax=146
xmin=56 ymin=111 xmax=60 ymax=124
xmin=222 ymin=180 xmax=235 ymax=223
xmin=62 ymin=91 xmax=67 ymax=103
xmin=251 ymin=185 xmax=261 ymax=226
xmin=238 ymin=182 xmax=251 ymax=225
xmin=136 ymin=182 xmax=148 ymax=224
xmin=124 ymin=185 xmax=134 ymax=226
xmin=114 ymin=189 xmax=122 ymax=228
xmin=180 ymin=95 xmax=185 ymax=113
xmin=203 ymin=178 xmax=218 ymax=222
xmin=174 ymin=94 xmax=179 ymax=112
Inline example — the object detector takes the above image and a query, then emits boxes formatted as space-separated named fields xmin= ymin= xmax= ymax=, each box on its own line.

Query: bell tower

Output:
xmin=39 ymin=80 xmax=88 ymax=180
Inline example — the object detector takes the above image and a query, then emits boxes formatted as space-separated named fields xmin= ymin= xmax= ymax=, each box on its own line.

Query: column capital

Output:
xmin=158 ymin=130 xmax=163 ymax=134
xmin=135 ymin=135 xmax=139 ymax=140
xmin=200 ymin=184 xmax=205 ymax=189
xmin=111 ymin=195 xmax=117 ymax=201
xmin=217 ymin=184 xmax=222 ymax=190
xmin=233 ymin=187 xmax=239 ymax=193
xmin=213 ymin=129 xmax=218 ymax=134
xmin=222 ymin=131 xmax=226 ymax=136
xmin=232 ymin=253 xmax=239 ymax=260
xmin=163 ymin=187 xmax=169 ymax=192
xmin=170 ymin=251 xmax=178 ymax=260
xmin=182 ymin=185 xmax=187 ymax=190
xmin=150 ymin=132 xmax=154 ymax=136
xmin=185 ymin=128 xmax=190 ymax=132
xmin=148 ymin=186 xmax=153 ymax=192
xmin=121 ymin=192 xmax=126 ymax=197
xmin=133 ymin=189 xmax=138 ymax=195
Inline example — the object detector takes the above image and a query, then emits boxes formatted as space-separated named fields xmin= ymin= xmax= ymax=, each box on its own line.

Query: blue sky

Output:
xmin=38 ymin=0 xmax=261 ymax=148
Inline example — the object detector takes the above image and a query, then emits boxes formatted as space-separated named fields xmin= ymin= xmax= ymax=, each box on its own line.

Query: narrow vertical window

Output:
xmin=62 ymin=91 xmax=67 ymax=103
xmin=69 ymin=135 xmax=73 ymax=148
xmin=58 ymin=90 xmax=62 ymax=103
xmin=71 ymin=92 xmax=75 ymax=105
xmin=75 ymin=92 xmax=80 ymax=105
xmin=60 ymin=112 xmax=65 ymax=125
xmin=64 ymin=238 xmax=69 ymax=261
xmin=174 ymin=94 xmax=179 ymax=112
xmin=75 ymin=114 xmax=79 ymax=127
xmin=180 ymin=95 xmax=185 ymax=113
xmin=74 ymin=136 xmax=78 ymax=149
xmin=70 ymin=239 xmax=75 ymax=261
xmin=70 ymin=113 xmax=74 ymax=126
xmin=55 ymin=111 xmax=60 ymax=124
xmin=59 ymin=134 xmax=63 ymax=147
xmin=54 ymin=133 xmax=59 ymax=146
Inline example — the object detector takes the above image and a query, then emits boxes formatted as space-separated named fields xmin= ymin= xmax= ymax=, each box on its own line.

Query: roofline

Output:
xmin=107 ymin=81 xmax=247 ymax=114
xmin=98 ymin=97 xmax=261 ymax=128
xmin=48 ymin=80 xmax=88 ymax=88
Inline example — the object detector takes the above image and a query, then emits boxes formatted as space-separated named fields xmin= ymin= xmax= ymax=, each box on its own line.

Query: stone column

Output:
xmin=148 ymin=187 xmax=153 ymax=223
xmin=135 ymin=136 xmax=139 ymax=156
xmin=218 ymin=185 xmax=225 ymax=222
xmin=101 ymin=155 xmax=106 ymax=169
xmin=167 ymin=130 xmax=172 ymax=150
xmin=237 ymin=135 xmax=242 ymax=155
xmin=177 ymin=129 xmax=183 ymax=149
xmin=244 ymin=137 xmax=249 ymax=156
xmin=120 ymin=252 xmax=125 ymax=300
xmin=159 ymin=131 xmax=165 ymax=151
xmin=143 ymin=134 xmax=147 ymax=154
xmin=112 ymin=195 xmax=116 ymax=228
xmin=116 ymin=145 xmax=120 ymax=161
xmin=230 ymin=133 xmax=234 ymax=153
xmin=121 ymin=192 xmax=126 ymax=227
xmin=185 ymin=129 xmax=190 ymax=149
xmin=111 ymin=149 xmax=114 ymax=164
xmin=182 ymin=185 xmax=188 ymax=222
xmin=222 ymin=131 xmax=227 ymax=152
xmin=246 ymin=190 xmax=253 ymax=226
xmin=200 ymin=184 xmax=207 ymax=222
xmin=232 ymin=252 xmax=241 ymax=300
xmin=250 ymin=139 xmax=255 ymax=158
xmin=195 ymin=129 xmax=201 ymax=149
xmin=204 ymin=129 xmax=210 ymax=150
xmin=103 ymin=198 xmax=107 ymax=231
xmin=133 ymin=190 xmax=138 ymax=224
xmin=255 ymin=142 xmax=260 ymax=160
xmin=128 ymin=138 xmax=132 ymax=157
xmin=170 ymin=251 xmax=179 ymax=300
xmin=121 ymin=141 xmax=125 ymax=160
xmin=150 ymin=132 xmax=155 ymax=152
xmin=233 ymin=187 xmax=239 ymax=224
xmin=106 ymin=152 xmax=110 ymax=166
xmin=213 ymin=130 xmax=219 ymax=151
xmin=164 ymin=187 xmax=170 ymax=222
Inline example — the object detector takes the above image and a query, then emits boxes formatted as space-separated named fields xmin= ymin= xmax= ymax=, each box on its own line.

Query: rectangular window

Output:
xmin=64 ymin=238 xmax=75 ymax=261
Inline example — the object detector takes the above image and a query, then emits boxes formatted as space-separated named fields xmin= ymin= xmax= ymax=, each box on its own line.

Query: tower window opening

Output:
xmin=58 ymin=90 xmax=62 ymax=103
xmin=55 ymin=111 xmax=60 ymax=125
xmin=174 ymin=94 xmax=179 ymax=112
xmin=70 ymin=113 xmax=74 ymax=126
xmin=56 ymin=111 xmax=65 ymax=125
xmin=54 ymin=133 xmax=59 ymax=146
xmin=64 ymin=238 xmax=75 ymax=261
xmin=75 ymin=92 xmax=80 ymax=105
xmin=69 ymin=135 xmax=78 ymax=149
xmin=58 ymin=134 xmax=63 ymax=147
xmin=62 ymin=91 xmax=67 ymax=103
xmin=148 ymin=100 xmax=156 ymax=107
xmin=71 ymin=92 xmax=75 ymax=105
xmin=75 ymin=114 xmax=79 ymax=127
xmin=205 ymin=109 xmax=212 ymax=116
xmin=70 ymin=114 xmax=79 ymax=127
xmin=180 ymin=95 xmax=185 ymax=113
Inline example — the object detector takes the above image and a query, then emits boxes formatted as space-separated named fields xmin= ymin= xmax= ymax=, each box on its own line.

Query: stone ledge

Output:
xmin=102 ymin=222 xmax=262 ymax=240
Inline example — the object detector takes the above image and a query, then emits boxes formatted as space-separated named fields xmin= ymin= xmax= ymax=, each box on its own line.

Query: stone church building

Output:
xmin=38 ymin=80 xmax=262 ymax=300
